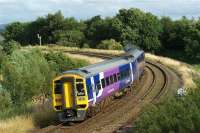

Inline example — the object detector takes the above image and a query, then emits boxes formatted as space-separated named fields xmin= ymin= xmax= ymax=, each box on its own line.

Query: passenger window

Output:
xmin=76 ymin=83 xmax=85 ymax=96
xmin=113 ymin=74 xmax=117 ymax=82
xmin=96 ymin=81 xmax=101 ymax=90
xmin=110 ymin=75 xmax=114 ymax=84
xmin=117 ymin=73 xmax=120 ymax=81
xmin=101 ymin=79 xmax=105 ymax=88
xmin=106 ymin=77 xmax=110 ymax=86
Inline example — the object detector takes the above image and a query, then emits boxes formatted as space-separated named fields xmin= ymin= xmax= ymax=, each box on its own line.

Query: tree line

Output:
xmin=1 ymin=8 xmax=200 ymax=60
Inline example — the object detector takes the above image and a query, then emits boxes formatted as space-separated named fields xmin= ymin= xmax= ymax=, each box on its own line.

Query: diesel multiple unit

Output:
xmin=52 ymin=49 xmax=145 ymax=122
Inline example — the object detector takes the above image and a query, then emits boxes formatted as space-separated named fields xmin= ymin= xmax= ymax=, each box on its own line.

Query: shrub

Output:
xmin=44 ymin=52 xmax=89 ymax=73
xmin=56 ymin=39 xmax=78 ymax=47
xmin=1 ymin=49 xmax=55 ymax=105
xmin=82 ymin=43 xmax=90 ymax=48
xmin=97 ymin=39 xmax=123 ymax=50
xmin=134 ymin=82 xmax=200 ymax=133
xmin=0 ymin=47 xmax=5 ymax=70
xmin=0 ymin=87 xmax=12 ymax=111
xmin=32 ymin=100 xmax=59 ymax=128
xmin=2 ymin=40 xmax=21 ymax=55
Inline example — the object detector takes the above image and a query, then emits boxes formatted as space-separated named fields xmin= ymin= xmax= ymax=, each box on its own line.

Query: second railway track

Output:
xmin=38 ymin=51 xmax=181 ymax=133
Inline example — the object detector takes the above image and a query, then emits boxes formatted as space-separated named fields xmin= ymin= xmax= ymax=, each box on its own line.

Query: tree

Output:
xmin=184 ymin=26 xmax=200 ymax=59
xmin=1 ymin=40 xmax=21 ymax=55
xmin=2 ymin=22 xmax=27 ymax=44
xmin=161 ymin=17 xmax=191 ymax=50
xmin=97 ymin=39 xmax=123 ymax=50
xmin=1 ymin=49 xmax=55 ymax=104
xmin=116 ymin=8 xmax=162 ymax=52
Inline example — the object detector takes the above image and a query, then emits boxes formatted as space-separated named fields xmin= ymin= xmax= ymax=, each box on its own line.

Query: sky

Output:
xmin=0 ymin=0 xmax=200 ymax=24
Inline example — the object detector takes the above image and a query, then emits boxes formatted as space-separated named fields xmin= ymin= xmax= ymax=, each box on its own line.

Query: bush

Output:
xmin=97 ymin=39 xmax=123 ymax=50
xmin=134 ymin=82 xmax=200 ymax=133
xmin=44 ymin=52 xmax=89 ymax=73
xmin=0 ymin=46 xmax=5 ymax=70
xmin=56 ymin=39 xmax=78 ymax=47
xmin=0 ymin=87 xmax=12 ymax=111
xmin=82 ymin=43 xmax=90 ymax=48
xmin=32 ymin=100 xmax=59 ymax=128
xmin=1 ymin=49 xmax=55 ymax=105
xmin=2 ymin=40 xmax=21 ymax=55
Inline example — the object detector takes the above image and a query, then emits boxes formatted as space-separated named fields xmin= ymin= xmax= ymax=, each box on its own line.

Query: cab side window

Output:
xmin=76 ymin=83 xmax=85 ymax=96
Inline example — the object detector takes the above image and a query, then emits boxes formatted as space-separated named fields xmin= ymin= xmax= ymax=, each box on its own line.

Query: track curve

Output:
xmin=38 ymin=51 xmax=182 ymax=133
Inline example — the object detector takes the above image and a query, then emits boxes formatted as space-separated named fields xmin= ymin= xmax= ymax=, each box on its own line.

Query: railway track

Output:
xmin=38 ymin=51 xmax=181 ymax=133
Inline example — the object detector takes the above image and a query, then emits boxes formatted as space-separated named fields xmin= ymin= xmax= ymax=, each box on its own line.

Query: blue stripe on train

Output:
xmin=119 ymin=63 xmax=131 ymax=89
xmin=86 ymin=78 xmax=93 ymax=100
xmin=132 ymin=61 xmax=137 ymax=81
xmin=93 ymin=74 xmax=100 ymax=95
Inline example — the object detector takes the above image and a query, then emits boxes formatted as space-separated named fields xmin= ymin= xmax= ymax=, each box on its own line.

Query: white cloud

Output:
xmin=0 ymin=0 xmax=200 ymax=24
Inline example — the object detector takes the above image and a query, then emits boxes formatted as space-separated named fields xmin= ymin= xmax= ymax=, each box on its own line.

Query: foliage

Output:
xmin=56 ymin=30 xmax=85 ymax=47
xmin=97 ymin=39 xmax=123 ymax=50
xmin=160 ymin=17 xmax=191 ymax=50
xmin=32 ymin=101 xmax=58 ymax=128
xmin=134 ymin=82 xmax=200 ymax=133
xmin=0 ymin=88 xmax=12 ymax=111
xmin=117 ymin=8 xmax=162 ymax=52
xmin=82 ymin=43 xmax=90 ymax=48
xmin=2 ymin=22 xmax=27 ymax=44
xmin=0 ymin=45 xmax=5 ymax=70
xmin=1 ymin=40 xmax=21 ymax=55
xmin=1 ymin=49 xmax=55 ymax=105
xmin=44 ymin=52 xmax=89 ymax=73
xmin=1 ymin=9 xmax=200 ymax=60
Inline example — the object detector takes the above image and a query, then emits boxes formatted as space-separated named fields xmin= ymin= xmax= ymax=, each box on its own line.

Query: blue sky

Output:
xmin=0 ymin=0 xmax=200 ymax=24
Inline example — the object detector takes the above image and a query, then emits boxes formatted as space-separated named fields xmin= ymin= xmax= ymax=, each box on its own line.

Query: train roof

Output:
xmin=63 ymin=49 xmax=144 ymax=77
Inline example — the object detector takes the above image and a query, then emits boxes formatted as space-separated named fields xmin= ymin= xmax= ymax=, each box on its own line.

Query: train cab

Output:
xmin=52 ymin=74 xmax=88 ymax=121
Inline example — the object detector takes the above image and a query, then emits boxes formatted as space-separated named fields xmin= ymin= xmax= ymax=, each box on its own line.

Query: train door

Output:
xmin=63 ymin=82 xmax=74 ymax=108
xmin=53 ymin=77 xmax=75 ymax=111
xmin=75 ymin=77 xmax=88 ymax=109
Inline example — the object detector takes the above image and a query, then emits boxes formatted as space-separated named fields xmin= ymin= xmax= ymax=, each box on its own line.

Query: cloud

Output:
xmin=0 ymin=0 xmax=200 ymax=24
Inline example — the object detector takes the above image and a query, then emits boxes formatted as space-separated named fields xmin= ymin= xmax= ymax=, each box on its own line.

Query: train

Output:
xmin=52 ymin=48 xmax=145 ymax=122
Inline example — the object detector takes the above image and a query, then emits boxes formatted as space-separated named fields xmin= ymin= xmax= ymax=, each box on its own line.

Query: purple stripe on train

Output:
xmin=88 ymin=66 xmax=121 ymax=106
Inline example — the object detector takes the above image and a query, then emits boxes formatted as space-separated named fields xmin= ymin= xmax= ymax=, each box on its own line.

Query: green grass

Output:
xmin=193 ymin=64 xmax=200 ymax=73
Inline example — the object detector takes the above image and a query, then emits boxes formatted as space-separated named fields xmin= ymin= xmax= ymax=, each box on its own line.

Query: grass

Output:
xmin=62 ymin=53 xmax=104 ymax=64
xmin=0 ymin=100 xmax=59 ymax=133
xmin=24 ymin=45 xmax=124 ymax=56
xmin=0 ymin=115 xmax=34 ymax=133
xmin=145 ymin=53 xmax=198 ymax=89
xmin=193 ymin=64 xmax=200 ymax=73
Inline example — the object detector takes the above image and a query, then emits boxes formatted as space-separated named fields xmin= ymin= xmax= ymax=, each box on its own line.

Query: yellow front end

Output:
xmin=52 ymin=74 xmax=88 ymax=121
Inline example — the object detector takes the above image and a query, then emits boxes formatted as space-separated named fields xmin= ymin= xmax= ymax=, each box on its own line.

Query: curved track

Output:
xmin=38 ymin=51 xmax=181 ymax=133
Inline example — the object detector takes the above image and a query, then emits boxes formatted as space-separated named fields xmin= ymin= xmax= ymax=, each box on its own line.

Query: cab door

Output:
xmin=75 ymin=78 xmax=88 ymax=109
xmin=63 ymin=82 xmax=74 ymax=108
